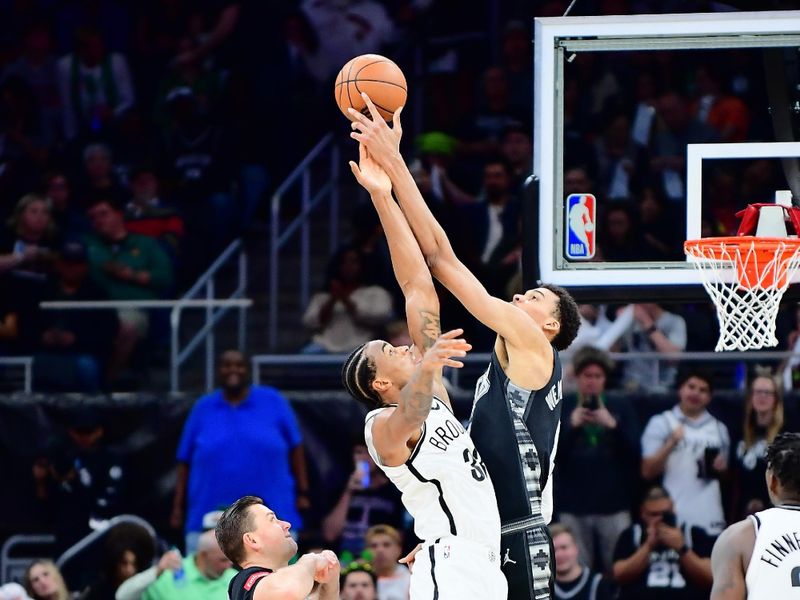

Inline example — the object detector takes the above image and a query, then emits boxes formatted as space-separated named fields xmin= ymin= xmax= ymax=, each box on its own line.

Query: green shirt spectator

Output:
xmin=85 ymin=198 xmax=173 ymax=300
xmin=142 ymin=531 xmax=235 ymax=600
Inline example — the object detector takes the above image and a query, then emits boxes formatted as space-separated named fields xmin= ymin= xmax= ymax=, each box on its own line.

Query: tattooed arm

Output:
xmin=372 ymin=330 xmax=471 ymax=466
xmin=710 ymin=520 xmax=753 ymax=600
xmin=350 ymin=144 xmax=441 ymax=354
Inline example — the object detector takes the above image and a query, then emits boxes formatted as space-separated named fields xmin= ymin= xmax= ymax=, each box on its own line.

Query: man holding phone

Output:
xmin=612 ymin=486 xmax=715 ymax=600
xmin=556 ymin=347 xmax=641 ymax=572
xmin=641 ymin=369 xmax=730 ymax=536
xmin=321 ymin=440 xmax=405 ymax=555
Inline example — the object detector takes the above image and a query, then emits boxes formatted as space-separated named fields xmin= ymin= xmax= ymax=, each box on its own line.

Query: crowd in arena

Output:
xmin=1 ymin=0 xmax=800 ymax=599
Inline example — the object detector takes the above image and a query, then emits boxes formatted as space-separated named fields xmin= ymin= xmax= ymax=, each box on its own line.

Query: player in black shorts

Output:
xmin=216 ymin=495 xmax=340 ymax=600
xmin=350 ymin=95 xmax=581 ymax=600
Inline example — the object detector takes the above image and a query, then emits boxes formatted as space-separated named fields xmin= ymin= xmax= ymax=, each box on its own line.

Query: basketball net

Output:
xmin=684 ymin=202 xmax=800 ymax=352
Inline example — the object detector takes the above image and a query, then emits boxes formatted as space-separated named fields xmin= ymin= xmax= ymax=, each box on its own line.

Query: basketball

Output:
xmin=334 ymin=54 xmax=407 ymax=122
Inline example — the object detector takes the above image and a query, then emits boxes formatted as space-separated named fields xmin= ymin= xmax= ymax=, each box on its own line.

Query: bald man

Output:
xmin=142 ymin=530 xmax=237 ymax=599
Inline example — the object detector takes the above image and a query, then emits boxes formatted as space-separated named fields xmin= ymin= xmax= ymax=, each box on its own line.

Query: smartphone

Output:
xmin=703 ymin=447 xmax=721 ymax=477
xmin=357 ymin=459 xmax=370 ymax=488
xmin=661 ymin=511 xmax=677 ymax=528
xmin=583 ymin=395 xmax=600 ymax=411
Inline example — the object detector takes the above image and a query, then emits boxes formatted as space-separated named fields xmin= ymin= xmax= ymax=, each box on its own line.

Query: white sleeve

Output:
xmin=115 ymin=565 xmax=159 ymax=600
xmin=641 ymin=413 xmax=670 ymax=458
xmin=301 ymin=292 xmax=330 ymax=330
xmin=110 ymin=53 xmax=135 ymax=115
xmin=351 ymin=287 xmax=394 ymax=325
xmin=662 ymin=313 xmax=687 ymax=351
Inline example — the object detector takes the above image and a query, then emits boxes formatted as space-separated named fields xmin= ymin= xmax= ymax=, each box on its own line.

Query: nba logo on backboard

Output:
xmin=566 ymin=194 xmax=596 ymax=260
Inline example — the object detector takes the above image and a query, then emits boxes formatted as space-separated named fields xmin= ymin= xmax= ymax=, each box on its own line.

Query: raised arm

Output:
xmin=349 ymin=144 xmax=441 ymax=353
xmin=371 ymin=330 xmax=470 ymax=466
xmin=349 ymin=99 xmax=543 ymax=350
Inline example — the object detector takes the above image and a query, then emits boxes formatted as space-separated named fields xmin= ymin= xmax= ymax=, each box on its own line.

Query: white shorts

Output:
xmin=409 ymin=537 xmax=507 ymax=600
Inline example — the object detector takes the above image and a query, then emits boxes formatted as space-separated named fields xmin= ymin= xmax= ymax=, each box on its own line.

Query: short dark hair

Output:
xmin=85 ymin=196 xmax=123 ymax=214
xmin=215 ymin=495 xmax=263 ymax=567
xmin=340 ymin=561 xmax=377 ymax=590
xmin=541 ymin=283 xmax=580 ymax=351
xmin=572 ymin=346 xmax=613 ymax=377
xmin=675 ymin=367 xmax=714 ymax=393
xmin=643 ymin=485 xmax=671 ymax=503
xmin=341 ymin=344 xmax=383 ymax=410
xmin=766 ymin=432 xmax=800 ymax=497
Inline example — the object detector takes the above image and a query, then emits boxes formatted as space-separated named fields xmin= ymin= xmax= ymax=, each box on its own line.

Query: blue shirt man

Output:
xmin=172 ymin=350 xmax=310 ymax=551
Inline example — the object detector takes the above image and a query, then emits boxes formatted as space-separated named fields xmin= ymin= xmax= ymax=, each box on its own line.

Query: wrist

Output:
xmin=645 ymin=323 xmax=658 ymax=335
xmin=677 ymin=543 xmax=689 ymax=556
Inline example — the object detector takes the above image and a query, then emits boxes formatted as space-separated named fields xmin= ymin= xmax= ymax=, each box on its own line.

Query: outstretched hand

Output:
xmin=349 ymin=143 xmax=392 ymax=195
xmin=348 ymin=92 xmax=403 ymax=166
xmin=420 ymin=328 xmax=471 ymax=370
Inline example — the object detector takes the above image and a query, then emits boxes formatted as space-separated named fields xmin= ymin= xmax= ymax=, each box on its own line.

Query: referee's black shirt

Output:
xmin=228 ymin=567 xmax=274 ymax=600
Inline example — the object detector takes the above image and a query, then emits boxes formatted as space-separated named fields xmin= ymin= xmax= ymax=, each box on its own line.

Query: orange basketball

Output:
xmin=334 ymin=54 xmax=407 ymax=122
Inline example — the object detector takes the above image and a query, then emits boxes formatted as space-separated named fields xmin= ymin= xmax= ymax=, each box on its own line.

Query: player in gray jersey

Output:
xmin=349 ymin=94 xmax=581 ymax=600
xmin=710 ymin=432 xmax=800 ymax=599
xmin=342 ymin=143 xmax=506 ymax=599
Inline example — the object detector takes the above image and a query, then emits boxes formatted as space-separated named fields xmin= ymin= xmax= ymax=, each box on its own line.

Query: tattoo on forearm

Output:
xmin=419 ymin=311 xmax=441 ymax=350
xmin=401 ymin=366 xmax=434 ymax=422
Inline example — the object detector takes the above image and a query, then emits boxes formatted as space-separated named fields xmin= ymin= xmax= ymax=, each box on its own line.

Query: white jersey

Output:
xmin=365 ymin=397 xmax=501 ymax=553
xmin=745 ymin=505 xmax=800 ymax=599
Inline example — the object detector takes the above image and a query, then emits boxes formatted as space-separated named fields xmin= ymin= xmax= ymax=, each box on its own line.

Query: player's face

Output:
xmin=248 ymin=504 xmax=297 ymax=561
xmin=577 ymin=364 xmax=605 ymax=396
xmin=341 ymin=571 xmax=377 ymax=600
xmin=366 ymin=534 xmax=401 ymax=572
xmin=512 ymin=288 xmax=560 ymax=334
xmin=750 ymin=376 xmax=777 ymax=413
xmin=365 ymin=340 xmax=416 ymax=391
xmin=553 ymin=532 xmax=579 ymax=576
xmin=678 ymin=376 xmax=711 ymax=416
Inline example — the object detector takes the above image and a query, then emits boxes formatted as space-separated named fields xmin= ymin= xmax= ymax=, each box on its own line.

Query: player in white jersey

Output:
xmin=341 ymin=143 xmax=506 ymax=600
xmin=710 ymin=432 xmax=800 ymax=599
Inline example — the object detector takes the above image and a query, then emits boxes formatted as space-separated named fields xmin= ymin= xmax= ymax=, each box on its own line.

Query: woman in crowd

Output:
xmin=23 ymin=560 xmax=70 ymax=600
xmin=731 ymin=371 xmax=784 ymax=520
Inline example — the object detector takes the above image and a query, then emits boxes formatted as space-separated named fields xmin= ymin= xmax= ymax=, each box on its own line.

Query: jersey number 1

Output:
xmin=463 ymin=448 xmax=488 ymax=482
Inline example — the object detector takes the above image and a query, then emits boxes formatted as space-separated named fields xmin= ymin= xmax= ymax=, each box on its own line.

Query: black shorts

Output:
xmin=500 ymin=524 xmax=555 ymax=600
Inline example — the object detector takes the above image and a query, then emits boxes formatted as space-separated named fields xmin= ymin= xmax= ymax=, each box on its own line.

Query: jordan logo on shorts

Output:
xmin=502 ymin=548 xmax=516 ymax=566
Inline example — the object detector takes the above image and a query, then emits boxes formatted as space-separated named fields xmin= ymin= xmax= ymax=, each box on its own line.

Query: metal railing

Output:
xmin=0 ymin=533 xmax=55 ymax=583
xmin=269 ymin=133 xmax=340 ymax=350
xmin=33 ymin=240 xmax=250 ymax=394
xmin=0 ymin=357 xmax=33 ymax=392
xmin=170 ymin=239 xmax=249 ymax=392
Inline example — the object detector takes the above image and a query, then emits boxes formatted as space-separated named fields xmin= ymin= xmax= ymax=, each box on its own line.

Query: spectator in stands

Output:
xmin=44 ymin=171 xmax=87 ymax=239
xmin=691 ymin=64 xmax=750 ymax=143
xmin=597 ymin=203 xmax=656 ymax=263
xmin=612 ymin=486 xmax=714 ymax=600
xmin=115 ymin=548 xmax=182 ymax=600
xmin=339 ymin=562 xmax=378 ymax=600
xmin=500 ymin=125 xmax=532 ymax=193
xmin=629 ymin=71 xmax=658 ymax=147
xmin=35 ymin=240 xmax=119 ymax=392
xmin=77 ymin=143 xmax=127 ymax=207
xmin=557 ymin=347 xmax=640 ymax=572
xmin=2 ymin=24 xmax=61 ymax=138
xmin=159 ymin=86 xmax=235 ymax=263
xmin=124 ymin=166 xmax=184 ymax=264
xmin=0 ymin=193 xmax=56 ymax=276
xmin=731 ymin=371 xmax=784 ymax=520
xmin=0 ymin=75 xmax=51 ymax=172
xmin=365 ymin=525 xmax=409 ymax=600
xmin=639 ymin=185 xmax=682 ymax=260
xmin=33 ymin=405 xmax=128 ymax=551
xmin=302 ymin=247 xmax=393 ymax=354
xmin=551 ymin=523 xmax=615 ymax=600
xmin=499 ymin=21 xmax=532 ymax=111
xmin=592 ymin=112 xmax=646 ymax=201
xmin=172 ymin=349 xmax=310 ymax=553
xmin=56 ymin=28 xmax=135 ymax=140
xmin=85 ymin=197 xmax=173 ymax=372
xmin=321 ymin=441 xmax=404 ymax=555
xmin=141 ymin=530 xmax=235 ymax=600
xmin=649 ymin=91 xmax=717 ymax=202
xmin=619 ymin=303 xmax=687 ymax=392
xmin=563 ymin=166 xmax=593 ymax=199
xmin=23 ymin=560 xmax=70 ymax=600
xmin=641 ymin=368 xmax=730 ymax=535
xmin=80 ymin=522 xmax=156 ymax=600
